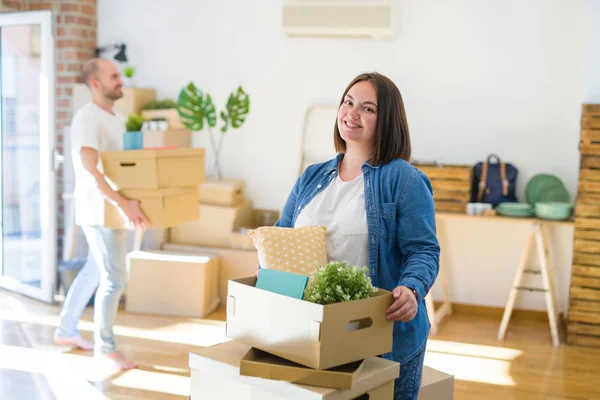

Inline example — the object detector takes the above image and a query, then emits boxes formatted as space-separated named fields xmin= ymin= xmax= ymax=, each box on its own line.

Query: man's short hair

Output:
xmin=81 ymin=58 xmax=102 ymax=87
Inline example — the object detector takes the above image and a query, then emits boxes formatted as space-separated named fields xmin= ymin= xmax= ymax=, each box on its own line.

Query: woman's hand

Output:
xmin=386 ymin=286 xmax=418 ymax=322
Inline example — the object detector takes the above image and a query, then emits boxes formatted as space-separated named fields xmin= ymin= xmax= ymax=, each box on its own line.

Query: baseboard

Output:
xmin=434 ymin=301 xmax=565 ymax=323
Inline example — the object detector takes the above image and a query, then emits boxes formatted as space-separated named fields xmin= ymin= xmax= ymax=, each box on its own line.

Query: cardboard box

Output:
xmin=162 ymin=243 xmax=259 ymax=301
xmin=101 ymin=148 xmax=206 ymax=190
xmin=189 ymin=340 xmax=399 ymax=400
xmin=143 ymin=128 xmax=191 ymax=148
xmin=231 ymin=231 xmax=255 ymax=250
xmin=419 ymin=366 xmax=454 ymax=400
xmin=198 ymin=179 xmax=245 ymax=206
xmin=226 ymin=276 xmax=394 ymax=370
xmin=105 ymin=188 xmax=199 ymax=229
xmin=170 ymin=200 xmax=254 ymax=248
xmin=126 ymin=250 xmax=220 ymax=317
xmin=141 ymin=108 xmax=184 ymax=129
xmin=231 ymin=209 xmax=281 ymax=250
xmin=72 ymin=86 xmax=156 ymax=117
xmin=240 ymin=348 xmax=365 ymax=390
xmin=117 ymin=87 xmax=156 ymax=116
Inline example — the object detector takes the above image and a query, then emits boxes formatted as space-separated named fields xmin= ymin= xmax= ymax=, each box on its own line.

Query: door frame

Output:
xmin=0 ymin=10 xmax=56 ymax=303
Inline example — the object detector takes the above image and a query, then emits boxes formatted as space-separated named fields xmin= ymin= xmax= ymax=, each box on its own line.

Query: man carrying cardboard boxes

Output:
xmin=53 ymin=58 xmax=148 ymax=370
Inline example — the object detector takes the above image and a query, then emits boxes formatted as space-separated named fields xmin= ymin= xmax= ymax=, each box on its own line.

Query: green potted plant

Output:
xmin=304 ymin=261 xmax=378 ymax=305
xmin=123 ymin=114 xmax=144 ymax=150
xmin=177 ymin=83 xmax=250 ymax=180
xmin=123 ymin=65 xmax=135 ymax=87
xmin=141 ymin=98 xmax=183 ymax=129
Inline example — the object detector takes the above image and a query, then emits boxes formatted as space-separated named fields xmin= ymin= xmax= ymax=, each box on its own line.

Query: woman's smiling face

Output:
xmin=337 ymin=80 xmax=378 ymax=151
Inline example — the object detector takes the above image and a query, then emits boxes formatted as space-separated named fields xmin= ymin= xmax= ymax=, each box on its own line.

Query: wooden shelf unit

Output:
xmin=568 ymin=104 xmax=600 ymax=348
xmin=413 ymin=163 xmax=473 ymax=214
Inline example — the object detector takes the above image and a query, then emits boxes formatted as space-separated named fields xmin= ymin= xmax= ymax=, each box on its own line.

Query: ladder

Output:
xmin=497 ymin=223 xmax=561 ymax=346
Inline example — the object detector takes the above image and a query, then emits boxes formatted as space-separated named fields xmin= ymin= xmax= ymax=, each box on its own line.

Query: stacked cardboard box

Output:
xmin=568 ymin=104 xmax=600 ymax=348
xmin=100 ymin=148 xmax=206 ymax=229
xmin=125 ymin=250 xmax=220 ymax=318
xmin=170 ymin=179 xmax=255 ymax=248
xmin=143 ymin=128 xmax=192 ymax=149
xmin=187 ymin=276 xmax=454 ymax=398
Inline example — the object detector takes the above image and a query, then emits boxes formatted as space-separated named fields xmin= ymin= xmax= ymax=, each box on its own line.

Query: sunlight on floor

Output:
xmin=45 ymin=374 xmax=110 ymax=400
xmin=427 ymin=340 xmax=523 ymax=360
xmin=0 ymin=343 xmax=191 ymax=398
xmin=111 ymin=369 xmax=190 ymax=397
xmin=1 ymin=311 xmax=228 ymax=347
xmin=0 ymin=344 xmax=119 ymax=382
xmin=425 ymin=340 xmax=521 ymax=386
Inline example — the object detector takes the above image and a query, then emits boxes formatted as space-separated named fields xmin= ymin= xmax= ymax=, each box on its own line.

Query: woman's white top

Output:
xmin=294 ymin=173 xmax=369 ymax=268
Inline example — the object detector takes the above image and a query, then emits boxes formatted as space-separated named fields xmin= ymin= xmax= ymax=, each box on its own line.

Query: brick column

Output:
xmin=1 ymin=0 xmax=97 ymax=260
xmin=0 ymin=1 xmax=26 ymax=12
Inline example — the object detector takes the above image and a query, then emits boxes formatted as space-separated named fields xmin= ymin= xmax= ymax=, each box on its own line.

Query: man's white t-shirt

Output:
xmin=294 ymin=173 xmax=369 ymax=268
xmin=71 ymin=102 xmax=125 ymax=226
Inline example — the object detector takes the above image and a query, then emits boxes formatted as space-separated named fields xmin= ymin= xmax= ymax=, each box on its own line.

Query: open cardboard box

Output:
xmin=189 ymin=340 xmax=399 ymax=400
xmin=101 ymin=148 xmax=205 ymax=190
xmin=240 ymin=348 xmax=365 ymax=390
xmin=226 ymin=276 xmax=394 ymax=370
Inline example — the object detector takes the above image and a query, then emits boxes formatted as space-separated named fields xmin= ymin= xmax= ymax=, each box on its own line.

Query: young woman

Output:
xmin=275 ymin=72 xmax=440 ymax=399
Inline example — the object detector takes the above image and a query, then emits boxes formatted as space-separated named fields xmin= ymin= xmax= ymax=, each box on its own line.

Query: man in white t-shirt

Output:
xmin=54 ymin=58 xmax=150 ymax=370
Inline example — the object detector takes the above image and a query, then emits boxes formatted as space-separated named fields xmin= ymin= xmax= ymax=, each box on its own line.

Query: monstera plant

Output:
xmin=177 ymin=83 xmax=250 ymax=180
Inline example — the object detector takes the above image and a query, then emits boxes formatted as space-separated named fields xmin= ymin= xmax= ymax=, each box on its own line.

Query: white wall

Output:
xmin=98 ymin=0 xmax=589 ymax=211
xmin=585 ymin=0 xmax=600 ymax=102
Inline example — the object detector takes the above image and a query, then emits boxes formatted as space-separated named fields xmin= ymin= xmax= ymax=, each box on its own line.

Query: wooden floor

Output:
xmin=1 ymin=289 xmax=599 ymax=400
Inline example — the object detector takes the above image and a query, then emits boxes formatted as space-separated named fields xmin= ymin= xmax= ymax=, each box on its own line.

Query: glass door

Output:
xmin=0 ymin=11 xmax=56 ymax=303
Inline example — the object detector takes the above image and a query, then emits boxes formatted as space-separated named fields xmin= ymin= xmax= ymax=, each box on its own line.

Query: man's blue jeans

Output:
xmin=55 ymin=226 xmax=127 ymax=355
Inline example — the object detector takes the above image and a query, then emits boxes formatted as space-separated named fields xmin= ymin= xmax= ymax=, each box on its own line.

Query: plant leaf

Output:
xmin=225 ymin=86 xmax=250 ymax=130
xmin=204 ymin=94 xmax=217 ymax=128
xmin=220 ymin=111 xmax=228 ymax=133
xmin=176 ymin=82 xmax=216 ymax=131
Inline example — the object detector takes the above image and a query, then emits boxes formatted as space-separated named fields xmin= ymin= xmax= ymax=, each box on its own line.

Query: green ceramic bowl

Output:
xmin=525 ymin=174 xmax=568 ymax=206
xmin=497 ymin=203 xmax=534 ymax=217
xmin=534 ymin=202 xmax=573 ymax=221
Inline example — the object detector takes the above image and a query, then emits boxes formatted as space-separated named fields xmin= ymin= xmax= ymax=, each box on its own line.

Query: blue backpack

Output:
xmin=471 ymin=154 xmax=518 ymax=206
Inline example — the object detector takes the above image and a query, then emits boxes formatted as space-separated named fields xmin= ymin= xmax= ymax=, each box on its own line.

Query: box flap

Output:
xmin=101 ymin=147 xmax=205 ymax=161
xmin=240 ymin=348 xmax=364 ymax=390
xmin=189 ymin=340 xmax=399 ymax=400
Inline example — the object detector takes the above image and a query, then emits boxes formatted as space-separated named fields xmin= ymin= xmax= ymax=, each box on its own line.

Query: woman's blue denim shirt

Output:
xmin=275 ymin=153 xmax=440 ymax=363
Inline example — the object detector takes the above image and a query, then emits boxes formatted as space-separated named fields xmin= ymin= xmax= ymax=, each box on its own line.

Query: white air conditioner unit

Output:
xmin=282 ymin=0 xmax=395 ymax=39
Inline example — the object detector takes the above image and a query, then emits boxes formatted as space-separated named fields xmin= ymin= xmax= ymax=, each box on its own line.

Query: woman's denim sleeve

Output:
xmin=396 ymin=169 xmax=440 ymax=300
xmin=274 ymin=174 xmax=303 ymax=228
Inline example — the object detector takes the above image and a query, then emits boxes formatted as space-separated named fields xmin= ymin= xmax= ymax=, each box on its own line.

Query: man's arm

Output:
xmin=81 ymin=146 xmax=151 ymax=229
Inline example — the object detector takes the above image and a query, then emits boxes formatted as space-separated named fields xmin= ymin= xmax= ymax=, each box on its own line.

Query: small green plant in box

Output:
xmin=304 ymin=261 xmax=377 ymax=305
xmin=142 ymin=99 xmax=179 ymax=110
xmin=125 ymin=114 xmax=144 ymax=132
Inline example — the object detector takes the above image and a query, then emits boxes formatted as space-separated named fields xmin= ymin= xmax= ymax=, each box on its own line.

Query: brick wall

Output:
xmin=1 ymin=0 xmax=97 ymax=259
xmin=0 ymin=0 xmax=26 ymax=12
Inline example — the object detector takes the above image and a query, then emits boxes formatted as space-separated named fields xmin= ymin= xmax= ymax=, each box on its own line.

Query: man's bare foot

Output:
xmin=53 ymin=335 xmax=93 ymax=351
xmin=105 ymin=350 xmax=138 ymax=370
